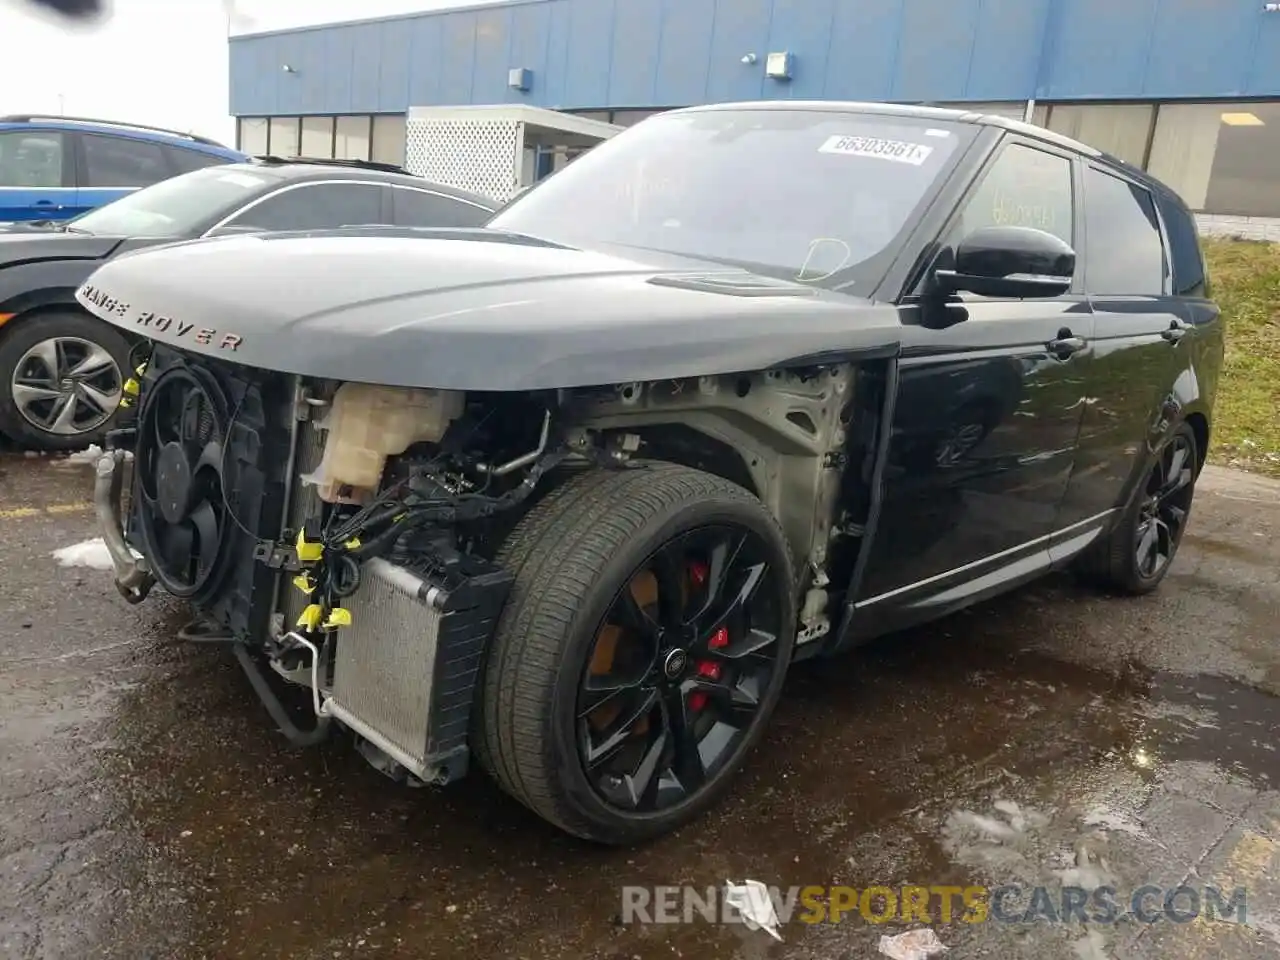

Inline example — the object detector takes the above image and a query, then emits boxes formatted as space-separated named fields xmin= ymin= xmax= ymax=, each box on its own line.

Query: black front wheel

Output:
xmin=473 ymin=462 xmax=796 ymax=845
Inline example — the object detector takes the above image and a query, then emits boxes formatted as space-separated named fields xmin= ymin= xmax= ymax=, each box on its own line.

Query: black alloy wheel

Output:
xmin=1076 ymin=420 xmax=1200 ymax=595
xmin=576 ymin=524 xmax=784 ymax=814
xmin=474 ymin=462 xmax=796 ymax=845
xmin=1133 ymin=429 xmax=1196 ymax=581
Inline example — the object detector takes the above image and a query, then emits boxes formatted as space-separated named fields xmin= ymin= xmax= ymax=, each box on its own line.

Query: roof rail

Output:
xmin=250 ymin=154 xmax=413 ymax=175
xmin=0 ymin=114 xmax=227 ymax=147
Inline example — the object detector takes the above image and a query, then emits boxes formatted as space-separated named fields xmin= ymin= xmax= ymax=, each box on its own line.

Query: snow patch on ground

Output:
xmin=57 ymin=444 xmax=132 ymax=466
xmin=51 ymin=538 xmax=140 ymax=571
xmin=52 ymin=538 xmax=116 ymax=571
xmin=62 ymin=444 xmax=105 ymax=465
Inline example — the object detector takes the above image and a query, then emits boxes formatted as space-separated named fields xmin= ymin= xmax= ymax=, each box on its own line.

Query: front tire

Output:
xmin=1076 ymin=422 xmax=1199 ymax=595
xmin=0 ymin=310 xmax=131 ymax=451
xmin=474 ymin=461 xmax=796 ymax=845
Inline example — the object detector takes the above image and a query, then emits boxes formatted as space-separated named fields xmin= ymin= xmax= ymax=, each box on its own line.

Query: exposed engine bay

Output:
xmin=96 ymin=344 xmax=886 ymax=788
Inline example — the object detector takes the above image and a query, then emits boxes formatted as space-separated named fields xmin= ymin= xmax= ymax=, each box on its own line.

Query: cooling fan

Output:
xmin=133 ymin=364 xmax=237 ymax=600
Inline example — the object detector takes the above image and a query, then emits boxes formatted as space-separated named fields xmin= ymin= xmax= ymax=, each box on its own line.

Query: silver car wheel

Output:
xmin=11 ymin=335 xmax=124 ymax=437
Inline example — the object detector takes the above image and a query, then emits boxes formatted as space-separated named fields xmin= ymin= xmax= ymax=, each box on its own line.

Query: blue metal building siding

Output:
xmin=228 ymin=0 xmax=1280 ymax=117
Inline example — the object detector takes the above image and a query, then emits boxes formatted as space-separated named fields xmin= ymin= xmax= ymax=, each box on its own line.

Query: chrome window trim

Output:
xmin=202 ymin=178 xmax=386 ymax=235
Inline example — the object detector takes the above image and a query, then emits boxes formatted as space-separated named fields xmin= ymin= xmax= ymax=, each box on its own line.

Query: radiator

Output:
xmin=325 ymin=553 xmax=513 ymax=785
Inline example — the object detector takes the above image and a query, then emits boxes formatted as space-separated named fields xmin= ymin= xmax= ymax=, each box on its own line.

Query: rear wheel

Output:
xmin=474 ymin=461 xmax=796 ymax=844
xmin=1076 ymin=422 xmax=1199 ymax=594
xmin=0 ymin=310 xmax=131 ymax=451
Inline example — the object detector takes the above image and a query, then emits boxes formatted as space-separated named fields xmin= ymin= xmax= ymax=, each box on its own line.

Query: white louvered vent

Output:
xmin=405 ymin=118 xmax=520 ymax=202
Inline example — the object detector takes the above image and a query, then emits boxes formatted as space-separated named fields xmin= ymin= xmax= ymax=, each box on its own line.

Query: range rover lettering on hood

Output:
xmin=78 ymin=283 xmax=244 ymax=352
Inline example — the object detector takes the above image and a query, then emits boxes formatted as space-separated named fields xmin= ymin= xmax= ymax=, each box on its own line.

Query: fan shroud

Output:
xmin=133 ymin=363 xmax=237 ymax=601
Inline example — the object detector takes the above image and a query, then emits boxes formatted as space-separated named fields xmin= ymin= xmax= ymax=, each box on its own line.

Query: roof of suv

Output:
xmin=676 ymin=99 xmax=1100 ymax=154
xmin=230 ymin=155 xmax=499 ymax=206
xmin=0 ymin=114 xmax=243 ymax=158
xmin=672 ymin=100 xmax=1183 ymax=206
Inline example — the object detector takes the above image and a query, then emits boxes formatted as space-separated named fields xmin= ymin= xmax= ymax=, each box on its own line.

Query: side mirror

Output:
xmin=933 ymin=225 xmax=1075 ymax=299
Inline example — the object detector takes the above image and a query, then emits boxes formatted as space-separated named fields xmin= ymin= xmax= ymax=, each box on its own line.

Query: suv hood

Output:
xmin=75 ymin=230 xmax=903 ymax=391
xmin=0 ymin=229 xmax=125 ymax=264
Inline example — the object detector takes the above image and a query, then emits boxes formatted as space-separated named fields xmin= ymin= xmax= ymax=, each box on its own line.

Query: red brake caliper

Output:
xmin=689 ymin=558 xmax=727 ymax=712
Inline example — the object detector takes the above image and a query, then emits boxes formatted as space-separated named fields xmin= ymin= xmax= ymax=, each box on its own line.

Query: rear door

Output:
xmin=0 ymin=128 xmax=74 ymax=221
xmin=73 ymin=132 xmax=173 ymax=217
xmin=855 ymin=138 xmax=1093 ymax=617
xmin=1055 ymin=163 xmax=1188 ymax=535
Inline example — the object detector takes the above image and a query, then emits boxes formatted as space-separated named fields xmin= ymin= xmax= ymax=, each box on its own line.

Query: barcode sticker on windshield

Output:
xmin=818 ymin=135 xmax=934 ymax=165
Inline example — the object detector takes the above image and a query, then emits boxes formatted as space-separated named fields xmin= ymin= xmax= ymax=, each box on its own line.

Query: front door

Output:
xmin=853 ymin=139 xmax=1092 ymax=620
xmin=1056 ymin=163 xmax=1192 ymax=533
xmin=0 ymin=129 xmax=74 ymax=222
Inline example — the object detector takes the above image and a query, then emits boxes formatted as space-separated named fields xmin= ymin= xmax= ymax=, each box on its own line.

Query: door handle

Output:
xmin=1161 ymin=320 xmax=1189 ymax=344
xmin=1047 ymin=329 xmax=1086 ymax=360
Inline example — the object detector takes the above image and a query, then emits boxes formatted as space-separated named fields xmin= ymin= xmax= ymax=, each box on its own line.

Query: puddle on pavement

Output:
xmin=88 ymin=605 xmax=1114 ymax=958
xmin=1121 ymin=671 xmax=1280 ymax=786
xmin=75 ymin=572 xmax=1279 ymax=959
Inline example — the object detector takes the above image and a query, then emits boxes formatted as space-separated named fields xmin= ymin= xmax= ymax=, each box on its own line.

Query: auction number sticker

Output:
xmin=818 ymin=135 xmax=933 ymax=166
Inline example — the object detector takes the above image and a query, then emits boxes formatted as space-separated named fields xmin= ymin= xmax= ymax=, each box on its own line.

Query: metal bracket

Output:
xmin=254 ymin=541 xmax=301 ymax=571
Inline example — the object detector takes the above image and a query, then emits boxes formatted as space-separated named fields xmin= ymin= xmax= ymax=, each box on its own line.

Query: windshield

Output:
xmin=488 ymin=109 xmax=974 ymax=289
xmin=68 ymin=165 xmax=278 ymax=237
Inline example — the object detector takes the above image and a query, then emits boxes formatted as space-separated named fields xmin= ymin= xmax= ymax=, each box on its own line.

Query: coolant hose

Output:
xmin=232 ymin=644 xmax=332 ymax=747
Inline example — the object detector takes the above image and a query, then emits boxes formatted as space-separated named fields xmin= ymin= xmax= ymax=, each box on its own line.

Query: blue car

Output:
xmin=0 ymin=115 xmax=246 ymax=223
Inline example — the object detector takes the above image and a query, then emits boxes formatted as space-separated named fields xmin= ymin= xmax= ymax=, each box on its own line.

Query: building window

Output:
xmin=609 ymin=110 xmax=665 ymax=127
xmin=300 ymin=117 xmax=334 ymax=158
xmin=268 ymin=117 xmax=300 ymax=156
xmin=1044 ymin=103 xmax=1154 ymax=168
xmin=371 ymin=115 xmax=406 ymax=166
xmin=334 ymin=116 xmax=371 ymax=161
xmin=238 ymin=117 xmax=268 ymax=155
xmin=1146 ymin=101 xmax=1280 ymax=218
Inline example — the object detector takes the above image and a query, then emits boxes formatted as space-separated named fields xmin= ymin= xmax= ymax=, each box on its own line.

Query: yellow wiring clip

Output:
xmin=295 ymin=529 xmax=323 ymax=563
xmin=292 ymin=572 xmax=316 ymax=595
xmin=322 ymin=607 xmax=352 ymax=630
xmin=344 ymin=537 xmax=361 ymax=550
xmin=121 ymin=362 xmax=147 ymax=408
xmin=296 ymin=604 xmax=324 ymax=631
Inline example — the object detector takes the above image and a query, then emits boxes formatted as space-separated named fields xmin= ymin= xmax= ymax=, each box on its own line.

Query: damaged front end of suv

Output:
xmin=72 ymin=102 xmax=973 ymax=843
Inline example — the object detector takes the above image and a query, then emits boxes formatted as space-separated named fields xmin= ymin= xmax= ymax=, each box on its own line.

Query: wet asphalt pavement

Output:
xmin=2 ymin=449 xmax=1279 ymax=960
